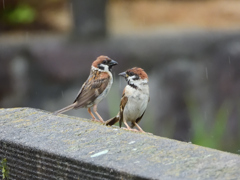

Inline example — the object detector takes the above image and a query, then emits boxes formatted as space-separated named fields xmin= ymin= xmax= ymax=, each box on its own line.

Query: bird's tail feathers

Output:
xmin=53 ymin=102 xmax=77 ymax=115
xmin=105 ymin=113 xmax=120 ymax=126
xmin=119 ymin=117 xmax=123 ymax=128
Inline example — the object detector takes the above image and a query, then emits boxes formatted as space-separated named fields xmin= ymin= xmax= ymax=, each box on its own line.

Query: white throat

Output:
xmin=92 ymin=64 xmax=110 ymax=72
xmin=128 ymin=78 xmax=148 ymax=88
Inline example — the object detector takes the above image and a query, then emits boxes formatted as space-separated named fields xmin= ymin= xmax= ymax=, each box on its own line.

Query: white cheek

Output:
xmin=101 ymin=64 xmax=109 ymax=71
xmin=92 ymin=65 xmax=110 ymax=72
xmin=133 ymin=78 xmax=148 ymax=86
xmin=128 ymin=76 xmax=137 ymax=83
xmin=129 ymin=78 xmax=141 ymax=86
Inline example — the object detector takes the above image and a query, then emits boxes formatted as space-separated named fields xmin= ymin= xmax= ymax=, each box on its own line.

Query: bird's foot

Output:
xmin=122 ymin=127 xmax=138 ymax=132
xmin=91 ymin=119 xmax=104 ymax=123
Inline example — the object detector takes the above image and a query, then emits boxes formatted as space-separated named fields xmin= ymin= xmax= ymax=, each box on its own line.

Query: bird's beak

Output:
xmin=118 ymin=72 xmax=127 ymax=78
xmin=109 ymin=59 xmax=118 ymax=66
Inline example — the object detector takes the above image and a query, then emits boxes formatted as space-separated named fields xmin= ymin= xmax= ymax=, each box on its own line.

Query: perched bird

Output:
xmin=105 ymin=67 xmax=150 ymax=132
xmin=54 ymin=55 xmax=118 ymax=123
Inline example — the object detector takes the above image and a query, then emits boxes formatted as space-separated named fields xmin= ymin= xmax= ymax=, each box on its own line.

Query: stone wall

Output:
xmin=0 ymin=108 xmax=240 ymax=179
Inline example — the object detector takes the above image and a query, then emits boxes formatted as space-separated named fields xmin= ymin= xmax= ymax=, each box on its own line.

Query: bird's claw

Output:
xmin=123 ymin=127 xmax=138 ymax=132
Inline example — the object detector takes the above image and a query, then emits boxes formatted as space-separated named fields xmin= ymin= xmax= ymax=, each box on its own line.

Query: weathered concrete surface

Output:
xmin=0 ymin=108 xmax=240 ymax=180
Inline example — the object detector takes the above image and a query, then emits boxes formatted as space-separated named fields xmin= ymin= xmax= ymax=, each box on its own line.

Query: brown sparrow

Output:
xmin=105 ymin=67 xmax=150 ymax=132
xmin=54 ymin=55 xmax=118 ymax=123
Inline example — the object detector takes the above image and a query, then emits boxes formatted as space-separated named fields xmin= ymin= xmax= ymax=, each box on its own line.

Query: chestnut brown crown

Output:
xmin=92 ymin=56 xmax=111 ymax=68
xmin=126 ymin=67 xmax=148 ymax=80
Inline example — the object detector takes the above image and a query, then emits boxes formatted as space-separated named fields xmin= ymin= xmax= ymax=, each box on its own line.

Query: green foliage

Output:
xmin=0 ymin=158 xmax=9 ymax=180
xmin=187 ymin=97 xmax=228 ymax=150
xmin=6 ymin=4 xmax=36 ymax=24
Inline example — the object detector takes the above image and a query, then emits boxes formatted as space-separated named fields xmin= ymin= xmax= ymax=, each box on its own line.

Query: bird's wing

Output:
xmin=119 ymin=89 xmax=128 ymax=128
xmin=73 ymin=71 xmax=110 ymax=108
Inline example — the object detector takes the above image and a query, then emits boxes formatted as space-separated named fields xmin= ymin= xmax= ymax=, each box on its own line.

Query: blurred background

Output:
xmin=0 ymin=0 xmax=240 ymax=154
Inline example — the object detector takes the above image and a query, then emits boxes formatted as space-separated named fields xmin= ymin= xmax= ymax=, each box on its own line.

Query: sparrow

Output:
xmin=54 ymin=55 xmax=118 ymax=123
xmin=105 ymin=67 xmax=150 ymax=132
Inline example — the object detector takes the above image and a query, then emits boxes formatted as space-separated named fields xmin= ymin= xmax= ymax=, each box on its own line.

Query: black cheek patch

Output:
xmin=98 ymin=64 xmax=104 ymax=70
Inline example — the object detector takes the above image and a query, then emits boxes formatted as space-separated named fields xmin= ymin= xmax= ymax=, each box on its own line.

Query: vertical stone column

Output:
xmin=71 ymin=0 xmax=107 ymax=41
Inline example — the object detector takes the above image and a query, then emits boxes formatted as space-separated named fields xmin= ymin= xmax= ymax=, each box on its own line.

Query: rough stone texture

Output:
xmin=0 ymin=108 xmax=239 ymax=180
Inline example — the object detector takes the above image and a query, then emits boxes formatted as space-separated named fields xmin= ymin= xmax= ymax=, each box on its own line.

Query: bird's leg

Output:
xmin=88 ymin=108 xmax=97 ymax=121
xmin=93 ymin=104 xmax=104 ymax=123
xmin=133 ymin=122 xmax=145 ymax=133
xmin=123 ymin=119 xmax=138 ymax=132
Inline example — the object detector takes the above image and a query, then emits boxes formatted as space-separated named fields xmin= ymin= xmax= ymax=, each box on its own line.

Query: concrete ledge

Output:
xmin=0 ymin=108 xmax=240 ymax=179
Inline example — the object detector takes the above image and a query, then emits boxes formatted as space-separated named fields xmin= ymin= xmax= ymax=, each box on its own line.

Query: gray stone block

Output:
xmin=0 ymin=108 xmax=240 ymax=179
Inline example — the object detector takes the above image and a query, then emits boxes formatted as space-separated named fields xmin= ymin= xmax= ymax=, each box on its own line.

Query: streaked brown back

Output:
xmin=73 ymin=70 xmax=110 ymax=108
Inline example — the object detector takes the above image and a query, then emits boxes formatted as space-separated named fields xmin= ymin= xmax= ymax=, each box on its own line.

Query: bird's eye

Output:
xmin=129 ymin=72 xmax=134 ymax=76
xmin=102 ymin=60 xmax=107 ymax=64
